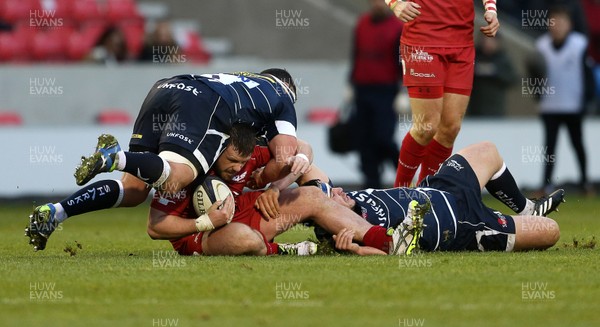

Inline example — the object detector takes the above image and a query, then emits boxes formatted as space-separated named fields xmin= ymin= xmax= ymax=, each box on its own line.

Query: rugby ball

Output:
xmin=193 ymin=175 xmax=234 ymax=219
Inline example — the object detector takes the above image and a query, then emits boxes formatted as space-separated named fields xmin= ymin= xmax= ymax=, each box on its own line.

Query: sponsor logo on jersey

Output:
xmin=166 ymin=132 xmax=194 ymax=145
xmin=410 ymin=69 xmax=436 ymax=78
xmin=156 ymin=82 xmax=201 ymax=96
xmin=445 ymin=159 xmax=464 ymax=172
xmin=231 ymin=171 xmax=247 ymax=183
xmin=403 ymin=45 xmax=434 ymax=63
xmin=494 ymin=211 xmax=508 ymax=228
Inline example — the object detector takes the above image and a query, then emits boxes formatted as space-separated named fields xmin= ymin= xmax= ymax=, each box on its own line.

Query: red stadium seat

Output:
xmin=0 ymin=0 xmax=39 ymax=24
xmin=306 ymin=107 xmax=339 ymax=125
xmin=30 ymin=30 xmax=67 ymax=61
xmin=0 ymin=112 xmax=23 ymax=126
xmin=0 ymin=32 xmax=29 ymax=62
xmin=72 ymin=0 xmax=104 ymax=23
xmin=97 ymin=109 xmax=132 ymax=125
xmin=66 ymin=30 xmax=95 ymax=61
xmin=119 ymin=21 xmax=144 ymax=58
xmin=106 ymin=0 xmax=140 ymax=23
xmin=181 ymin=31 xmax=211 ymax=64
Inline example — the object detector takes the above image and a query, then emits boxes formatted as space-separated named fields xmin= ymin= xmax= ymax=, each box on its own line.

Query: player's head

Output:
xmin=260 ymin=68 xmax=297 ymax=103
xmin=330 ymin=187 xmax=355 ymax=209
xmin=549 ymin=6 xmax=572 ymax=42
xmin=214 ymin=123 xmax=256 ymax=181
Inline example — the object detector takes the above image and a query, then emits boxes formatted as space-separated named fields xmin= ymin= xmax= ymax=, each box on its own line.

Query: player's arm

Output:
xmin=254 ymin=139 xmax=313 ymax=220
xmin=386 ymin=0 xmax=422 ymax=23
xmin=147 ymin=196 xmax=234 ymax=239
xmin=480 ymin=0 xmax=499 ymax=37
xmin=333 ymin=228 xmax=386 ymax=255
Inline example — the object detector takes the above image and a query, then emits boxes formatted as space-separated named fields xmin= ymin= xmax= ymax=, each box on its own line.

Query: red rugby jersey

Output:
xmin=400 ymin=0 xmax=475 ymax=47
xmin=150 ymin=145 xmax=272 ymax=216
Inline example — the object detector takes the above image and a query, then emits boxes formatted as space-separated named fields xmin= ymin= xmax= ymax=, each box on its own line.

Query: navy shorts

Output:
xmin=419 ymin=154 xmax=517 ymax=252
xmin=129 ymin=76 xmax=234 ymax=177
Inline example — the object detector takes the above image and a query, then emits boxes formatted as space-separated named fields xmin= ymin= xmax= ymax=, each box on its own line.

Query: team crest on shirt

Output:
xmin=445 ymin=159 xmax=464 ymax=172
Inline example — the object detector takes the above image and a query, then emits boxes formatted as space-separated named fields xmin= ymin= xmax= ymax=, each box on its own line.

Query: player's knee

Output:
xmin=437 ymin=121 xmax=462 ymax=143
xmin=235 ymin=227 xmax=266 ymax=255
xmin=411 ymin=125 xmax=437 ymax=144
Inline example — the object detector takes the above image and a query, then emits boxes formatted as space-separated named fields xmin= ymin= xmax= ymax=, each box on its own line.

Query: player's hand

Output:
xmin=207 ymin=195 xmax=234 ymax=227
xmin=255 ymin=187 xmax=280 ymax=221
xmin=392 ymin=1 xmax=422 ymax=23
xmin=287 ymin=154 xmax=311 ymax=176
xmin=333 ymin=228 xmax=361 ymax=254
xmin=480 ymin=11 xmax=499 ymax=37
xmin=247 ymin=167 xmax=267 ymax=189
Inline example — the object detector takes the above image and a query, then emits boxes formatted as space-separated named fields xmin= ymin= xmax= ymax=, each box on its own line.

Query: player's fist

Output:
xmin=391 ymin=1 xmax=422 ymax=23
xmin=287 ymin=154 xmax=311 ymax=176
xmin=207 ymin=194 xmax=234 ymax=227
xmin=480 ymin=11 xmax=499 ymax=37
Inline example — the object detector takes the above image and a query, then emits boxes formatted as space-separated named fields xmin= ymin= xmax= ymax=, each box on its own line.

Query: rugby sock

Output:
xmin=485 ymin=163 xmax=533 ymax=214
xmin=394 ymin=133 xmax=427 ymax=187
xmin=267 ymin=243 xmax=279 ymax=255
xmin=362 ymin=226 xmax=392 ymax=253
xmin=122 ymin=152 xmax=170 ymax=186
xmin=418 ymin=139 xmax=452 ymax=183
xmin=58 ymin=179 xmax=124 ymax=220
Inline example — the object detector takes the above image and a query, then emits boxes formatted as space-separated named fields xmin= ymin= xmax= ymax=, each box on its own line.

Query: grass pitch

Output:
xmin=1 ymin=195 xmax=599 ymax=327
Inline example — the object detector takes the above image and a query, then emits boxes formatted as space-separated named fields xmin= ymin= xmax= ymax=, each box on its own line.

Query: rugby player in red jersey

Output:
xmin=387 ymin=0 xmax=500 ymax=187
xmin=148 ymin=136 xmax=395 ymax=256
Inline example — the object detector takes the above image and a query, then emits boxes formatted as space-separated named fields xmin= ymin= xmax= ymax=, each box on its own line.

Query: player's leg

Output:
xmin=512 ymin=215 xmax=560 ymax=251
xmin=417 ymin=92 xmax=469 ymax=181
xmin=456 ymin=141 xmax=564 ymax=215
xmin=564 ymin=113 xmax=588 ymax=189
xmin=394 ymin=95 xmax=443 ymax=187
xmin=201 ymin=223 xmax=267 ymax=256
xmin=394 ymin=44 xmax=446 ymax=187
xmin=541 ymin=113 xmax=561 ymax=192
xmin=25 ymin=173 xmax=150 ymax=251
xmin=354 ymin=85 xmax=380 ymax=188
xmin=259 ymin=187 xmax=395 ymax=253
xmin=417 ymin=46 xmax=474 ymax=182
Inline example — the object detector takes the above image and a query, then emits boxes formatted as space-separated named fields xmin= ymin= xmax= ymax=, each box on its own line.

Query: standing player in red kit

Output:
xmin=387 ymin=0 xmax=500 ymax=187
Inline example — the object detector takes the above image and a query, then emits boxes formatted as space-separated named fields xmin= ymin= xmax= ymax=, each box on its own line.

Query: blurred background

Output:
xmin=0 ymin=0 xmax=598 ymax=199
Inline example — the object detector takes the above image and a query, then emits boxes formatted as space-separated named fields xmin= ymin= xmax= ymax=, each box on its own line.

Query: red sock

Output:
xmin=394 ymin=133 xmax=427 ymax=187
xmin=418 ymin=139 xmax=452 ymax=183
xmin=256 ymin=230 xmax=279 ymax=255
xmin=362 ymin=226 xmax=392 ymax=253
xmin=267 ymin=243 xmax=279 ymax=255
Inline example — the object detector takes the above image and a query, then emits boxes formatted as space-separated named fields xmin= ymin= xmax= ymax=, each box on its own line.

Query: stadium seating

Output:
xmin=96 ymin=109 xmax=132 ymax=125
xmin=0 ymin=112 xmax=23 ymax=125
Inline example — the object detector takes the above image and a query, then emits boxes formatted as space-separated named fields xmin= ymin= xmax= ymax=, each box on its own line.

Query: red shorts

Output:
xmin=169 ymin=191 xmax=265 ymax=256
xmin=230 ymin=191 xmax=264 ymax=230
xmin=400 ymin=44 xmax=474 ymax=98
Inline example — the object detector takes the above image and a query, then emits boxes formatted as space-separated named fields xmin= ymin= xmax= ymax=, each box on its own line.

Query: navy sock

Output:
xmin=122 ymin=152 xmax=166 ymax=185
xmin=485 ymin=163 xmax=528 ymax=213
xmin=60 ymin=180 xmax=123 ymax=218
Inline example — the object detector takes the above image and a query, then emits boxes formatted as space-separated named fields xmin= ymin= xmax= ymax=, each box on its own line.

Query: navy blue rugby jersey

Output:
xmin=346 ymin=187 xmax=459 ymax=251
xmin=189 ymin=72 xmax=297 ymax=140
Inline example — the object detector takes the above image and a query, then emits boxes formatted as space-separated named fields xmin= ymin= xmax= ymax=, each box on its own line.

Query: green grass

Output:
xmin=1 ymin=195 xmax=599 ymax=327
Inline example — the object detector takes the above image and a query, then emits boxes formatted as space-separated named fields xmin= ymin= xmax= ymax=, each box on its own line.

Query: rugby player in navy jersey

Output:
xmin=26 ymin=69 xmax=311 ymax=251
xmin=330 ymin=141 xmax=564 ymax=255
